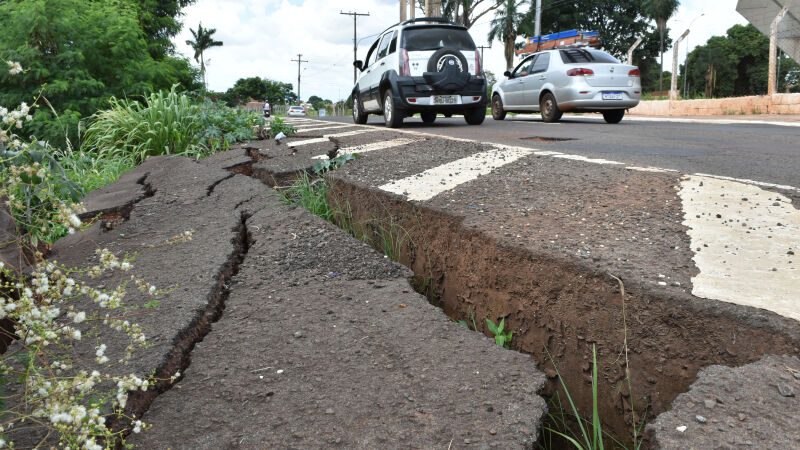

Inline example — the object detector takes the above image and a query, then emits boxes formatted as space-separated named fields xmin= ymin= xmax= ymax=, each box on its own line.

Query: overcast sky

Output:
xmin=171 ymin=0 xmax=747 ymax=101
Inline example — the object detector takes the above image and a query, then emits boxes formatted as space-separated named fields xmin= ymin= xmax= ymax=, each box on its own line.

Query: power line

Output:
xmin=291 ymin=53 xmax=309 ymax=99
xmin=341 ymin=10 xmax=371 ymax=84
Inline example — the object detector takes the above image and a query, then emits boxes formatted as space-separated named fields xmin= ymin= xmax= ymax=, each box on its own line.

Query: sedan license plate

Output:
xmin=602 ymin=92 xmax=623 ymax=100
xmin=432 ymin=95 xmax=459 ymax=105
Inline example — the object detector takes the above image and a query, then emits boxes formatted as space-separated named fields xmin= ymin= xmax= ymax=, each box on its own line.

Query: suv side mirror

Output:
xmin=353 ymin=60 xmax=364 ymax=71
xmin=504 ymin=70 xmax=512 ymax=78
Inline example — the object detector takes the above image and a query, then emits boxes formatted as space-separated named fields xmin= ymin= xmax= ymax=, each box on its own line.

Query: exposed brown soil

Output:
xmin=325 ymin=177 xmax=800 ymax=447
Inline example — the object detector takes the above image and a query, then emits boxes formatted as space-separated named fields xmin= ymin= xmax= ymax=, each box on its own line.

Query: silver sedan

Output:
xmin=491 ymin=48 xmax=641 ymax=124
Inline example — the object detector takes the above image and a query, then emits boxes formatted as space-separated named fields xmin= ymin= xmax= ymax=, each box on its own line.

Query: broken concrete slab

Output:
xmin=129 ymin=196 xmax=547 ymax=449
xmin=647 ymin=354 xmax=800 ymax=449
xmin=4 ymin=156 xmax=277 ymax=446
xmin=7 ymin=153 xmax=547 ymax=447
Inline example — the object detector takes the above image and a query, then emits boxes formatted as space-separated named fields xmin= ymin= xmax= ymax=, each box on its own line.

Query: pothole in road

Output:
xmin=238 ymin=157 xmax=800 ymax=448
xmin=520 ymin=136 xmax=578 ymax=142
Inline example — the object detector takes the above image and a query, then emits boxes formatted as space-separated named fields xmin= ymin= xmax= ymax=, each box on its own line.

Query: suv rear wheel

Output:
xmin=492 ymin=95 xmax=506 ymax=120
xmin=602 ymin=109 xmax=625 ymax=124
xmin=421 ymin=111 xmax=437 ymax=123
xmin=352 ymin=94 xmax=368 ymax=124
xmin=464 ymin=106 xmax=486 ymax=125
xmin=383 ymin=91 xmax=403 ymax=128
xmin=540 ymin=92 xmax=563 ymax=123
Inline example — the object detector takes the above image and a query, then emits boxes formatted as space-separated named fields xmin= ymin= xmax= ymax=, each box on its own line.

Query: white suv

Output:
xmin=351 ymin=17 xmax=487 ymax=128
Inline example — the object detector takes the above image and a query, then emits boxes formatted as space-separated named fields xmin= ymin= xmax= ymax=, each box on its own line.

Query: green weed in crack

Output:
xmin=485 ymin=316 xmax=513 ymax=349
xmin=279 ymin=173 xmax=335 ymax=222
xmin=539 ymin=275 xmax=646 ymax=450
xmin=369 ymin=215 xmax=409 ymax=261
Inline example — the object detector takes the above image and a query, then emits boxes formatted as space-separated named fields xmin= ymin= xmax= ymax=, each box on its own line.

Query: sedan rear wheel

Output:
xmin=602 ymin=109 xmax=626 ymax=124
xmin=492 ymin=95 xmax=507 ymax=120
xmin=540 ymin=92 xmax=563 ymax=123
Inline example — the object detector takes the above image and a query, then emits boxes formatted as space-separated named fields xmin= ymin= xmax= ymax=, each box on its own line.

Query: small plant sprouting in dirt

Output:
xmin=485 ymin=317 xmax=513 ymax=349
xmin=269 ymin=117 xmax=296 ymax=137
xmin=456 ymin=306 xmax=478 ymax=331
xmin=311 ymin=153 xmax=358 ymax=175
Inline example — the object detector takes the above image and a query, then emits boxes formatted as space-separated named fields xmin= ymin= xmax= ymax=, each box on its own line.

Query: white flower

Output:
xmin=70 ymin=329 xmax=81 ymax=340
xmin=95 ymin=344 xmax=106 ymax=357
xmin=73 ymin=311 xmax=86 ymax=323
xmin=7 ymin=61 xmax=22 ymax=75
xmin=132 ymin=419 xmax=143 ymax=433
xmin=68 ymin=214 xmax=81 ymax=228
xmin=148 ymin=285 xmax=156 ymax=295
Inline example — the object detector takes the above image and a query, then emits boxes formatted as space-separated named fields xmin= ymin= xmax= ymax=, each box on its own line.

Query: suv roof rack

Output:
xmin=400 ymin=17 xmax=461 ymax=27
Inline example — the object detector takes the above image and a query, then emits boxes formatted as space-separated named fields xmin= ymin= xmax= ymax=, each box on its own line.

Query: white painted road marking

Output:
xmin=288 ymin=130 xmax=373 ymax=148
xmin=679 ymin=175 xmax=800 ymax=321
xmin=294 ymin=124 xmax=356 ymax=133
xmin=380 ymin=145 xmax=534 ymax=201
xmin=311 ymin=138 xmax=418 ymax=160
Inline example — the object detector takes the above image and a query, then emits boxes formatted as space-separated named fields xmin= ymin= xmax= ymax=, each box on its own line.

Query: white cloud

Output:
xmin=172 ymin=0 xmax=747 ymax=100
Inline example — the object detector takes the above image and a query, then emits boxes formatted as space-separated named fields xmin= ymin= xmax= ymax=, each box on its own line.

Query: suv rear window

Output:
xmin=401 ymin=26 xmax=476 ymax=51
xmin=559 ymin=49 xmax=620 ymax=64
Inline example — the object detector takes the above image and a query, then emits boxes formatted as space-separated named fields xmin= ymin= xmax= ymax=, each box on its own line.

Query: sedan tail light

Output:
xmin=567 ymin=68 xmax=594 ymax=76
xmin=628 ymin=68 xmax=641 ymax=77
xmin=400 ymin=49 xmax=410 ymax=76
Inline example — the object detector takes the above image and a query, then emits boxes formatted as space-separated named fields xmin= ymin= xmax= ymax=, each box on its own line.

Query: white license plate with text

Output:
xmin=432 ymin=95 xmax=459 ymax=105
xmin=602 ymin=92 xmax=623 ymax=100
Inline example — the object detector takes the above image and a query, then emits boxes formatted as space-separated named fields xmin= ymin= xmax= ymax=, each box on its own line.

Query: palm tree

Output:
xmin=186 ymin=23 xmax=223 ymax=90
xmin=487 ymin=0 xmax=526 ymax=70
xmin=645 ymin=0 xmax=680 ymax=93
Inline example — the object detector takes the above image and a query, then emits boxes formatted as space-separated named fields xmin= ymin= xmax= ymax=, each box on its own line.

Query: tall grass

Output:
xmin=280 ymin=173 xmax=335 ymax=222
xmin=83 ymin=87 xmax=201 ymax=164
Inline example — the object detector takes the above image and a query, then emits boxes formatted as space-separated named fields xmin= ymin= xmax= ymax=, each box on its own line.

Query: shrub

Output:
xmin=83 ymin=87 xmax=201 ymax=164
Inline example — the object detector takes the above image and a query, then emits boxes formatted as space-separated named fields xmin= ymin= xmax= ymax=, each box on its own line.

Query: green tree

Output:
xmin=222 ymin=77 xmax=297 ymax=106
xmin=488 ymin=0 xmax=526 ymax=70
xmin=185 ymin=23 xmax=223 ymax=90
xmin=0 ymin=0 xmax=200 ymax=148
xmin=416 ymin=0 xmax=504 ymax=29
xmin=644 ymin=0 xmax=680 ymax=92
xmin=128 ymin=0 xmax=198 ymax=58
xmin=681 ymin=24 xmax=795 ymax=98
xmin=518 ymin=0 xmax=667 ymax=91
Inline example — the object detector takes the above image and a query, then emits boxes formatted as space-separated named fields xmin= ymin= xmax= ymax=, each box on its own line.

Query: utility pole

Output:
xmin=341 ymin=10 xmax=370 ymax=84
xmin=400 ymin=0 xmax=407 ymax=21
xmin=291 ymin=54 xmax=308 ymax=100
xmin=768 ymin=5 xmax=789 ymax=96
xmin=534 ymin=0 xmax=542 ymax=38
xmin=425 ymin=0 xmax=441 ymax=17
xmin=477 ymin=45 xmax=491 ymax=65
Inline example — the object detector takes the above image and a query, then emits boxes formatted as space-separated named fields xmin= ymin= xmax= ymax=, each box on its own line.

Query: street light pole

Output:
xmin=683 ymin=13 xmax=704 ymax=98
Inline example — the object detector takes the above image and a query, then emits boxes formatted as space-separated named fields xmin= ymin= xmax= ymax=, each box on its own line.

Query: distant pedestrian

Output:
xmin=263 ymin=101 xmax=270 ymax=117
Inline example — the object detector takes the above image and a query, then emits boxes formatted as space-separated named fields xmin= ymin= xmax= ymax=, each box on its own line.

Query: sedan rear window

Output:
xmin=401 ymin=26 xmax=476 ymax=51
xmin=560 ymin=49 xmax=620 ymax=64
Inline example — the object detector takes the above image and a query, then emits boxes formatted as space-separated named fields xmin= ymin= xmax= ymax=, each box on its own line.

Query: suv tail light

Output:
xmin=475 ymin=51 xmax=482 ymax=75
xmin=567 ymin=68 xmax=594 ymax=76
xmin=400 ymin=49 xmax=410 ymax=76
xmin=628 ymin=68 xmax=640 ymax=77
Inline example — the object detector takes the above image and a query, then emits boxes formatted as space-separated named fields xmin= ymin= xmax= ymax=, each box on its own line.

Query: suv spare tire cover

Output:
xmin=427 ymin=48 xmax=469 ymax=73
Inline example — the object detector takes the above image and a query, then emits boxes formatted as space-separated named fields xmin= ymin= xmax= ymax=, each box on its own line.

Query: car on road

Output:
xmin=491 ymin=48 xmax=641 ymax=124
xmin=287 ymin=105 xmax=306 ymax=117
xmin=351 ymin=17 xmax=488 ymax=128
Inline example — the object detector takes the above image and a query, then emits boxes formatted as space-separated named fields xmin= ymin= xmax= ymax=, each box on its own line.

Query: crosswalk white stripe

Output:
xmin=295 ymin=124 xmax=356 ymax=133
xmin=679 ymin=175 xmax=800 ymax=321
xmin=311 ymin=138 xmax=418 ymax=159
xmin=380 ymin=145 xmax=534 ymax=201
xmin=288 ymin=130 xmax=374 ymax=148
